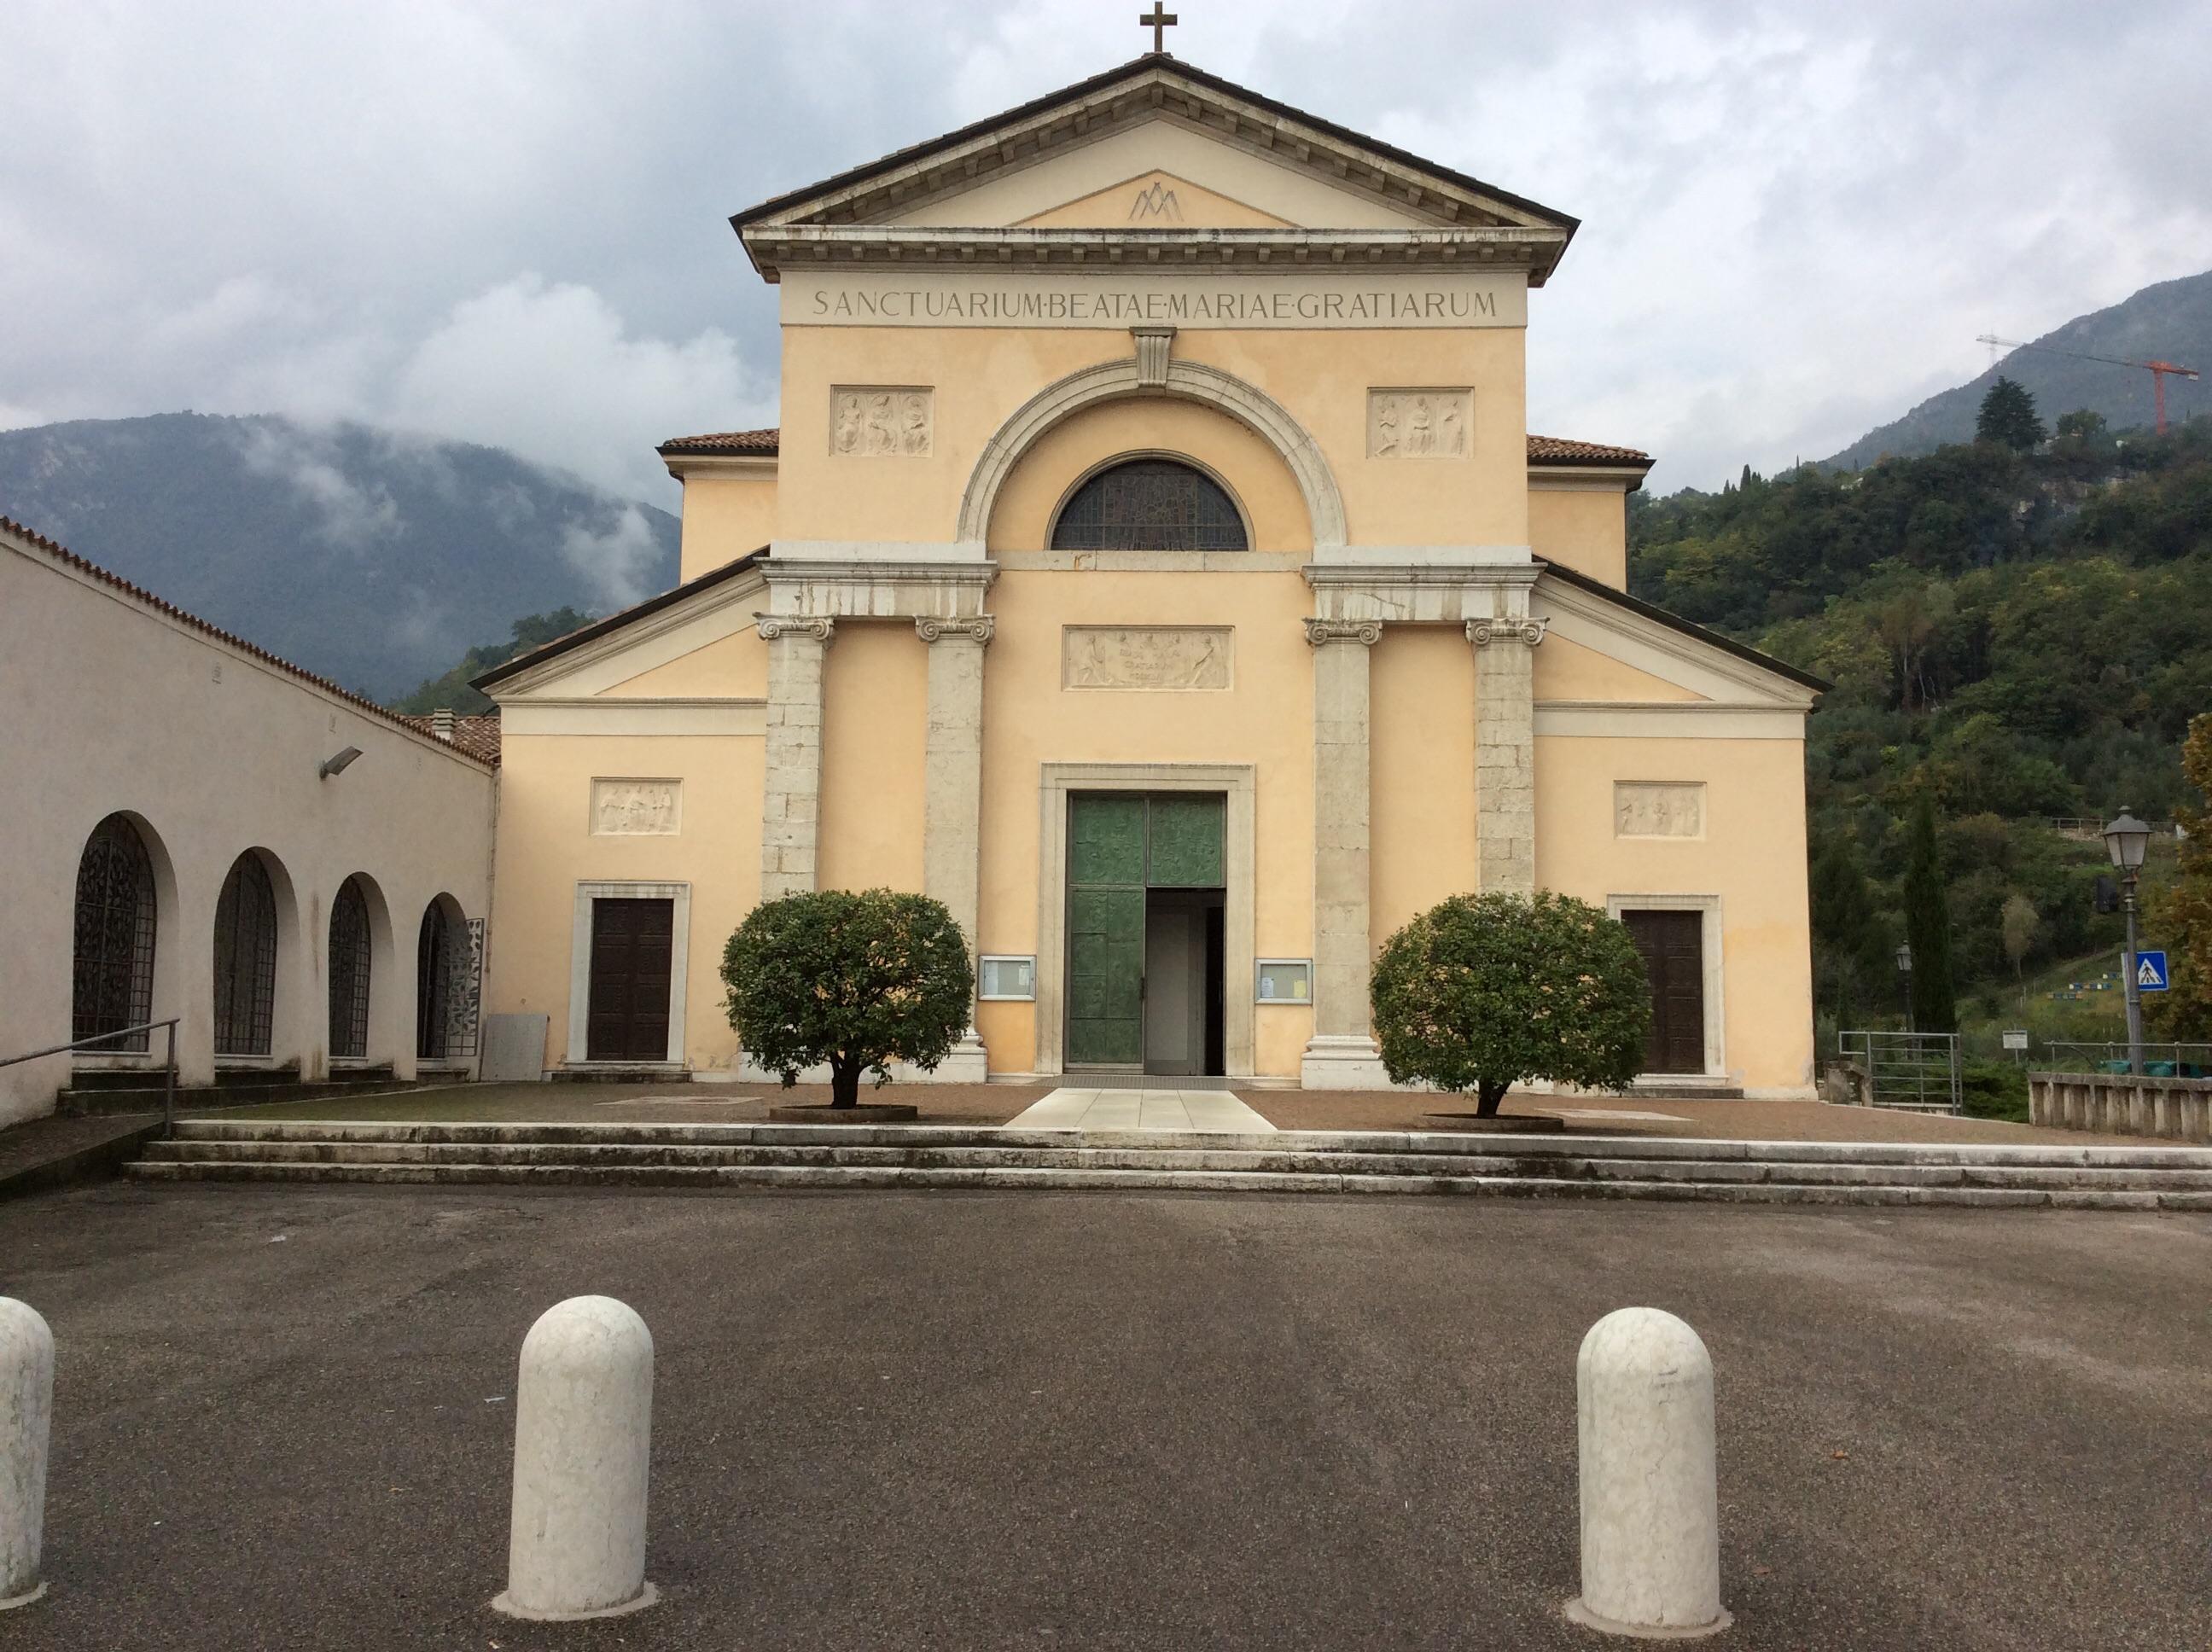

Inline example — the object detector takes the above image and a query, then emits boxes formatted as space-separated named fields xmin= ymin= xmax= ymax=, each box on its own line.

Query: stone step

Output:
xmin=159 ymin=1120 xmax=2212 ymax=1171
xmin=128 ymin=1137 xmax=2212 ymax=1192
xmin=58 ymin=1075 xmax=422 ymax=1117
xmin=119 ymin=1156 xmax=2212 ymax=1209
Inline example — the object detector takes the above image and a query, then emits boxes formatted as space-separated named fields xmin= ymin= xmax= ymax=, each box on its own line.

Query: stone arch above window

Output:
xmin=1051 ymin=458 xmax=1249 ymax=552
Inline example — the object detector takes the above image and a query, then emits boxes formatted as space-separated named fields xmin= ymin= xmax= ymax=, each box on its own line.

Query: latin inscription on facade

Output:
xmin=830 ymin=387 xmax=933 ymax=457
xmin=1369 ymin=389 xmax=1470 ymax=458
xmin=591 ymin=778 xmax=682 ymax=835
xmin=1062 ymin=627 xmax=1232 ymax=691
xmin=783 ymin=270 xmax=1527 ymax=330
xmin=1615 ymin=782 xmax=1703 ymax=839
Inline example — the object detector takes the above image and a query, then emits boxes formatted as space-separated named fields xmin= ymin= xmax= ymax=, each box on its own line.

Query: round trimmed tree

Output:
xmin=1370 ymin=891 xmax=1651 ymax=1116
xmin=721 ymin=887 xmax=974 ymax=1108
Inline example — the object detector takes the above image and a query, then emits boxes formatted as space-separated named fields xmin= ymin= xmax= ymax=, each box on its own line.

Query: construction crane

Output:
xmin=1976 ymin=334 xmax=2201 ymax=433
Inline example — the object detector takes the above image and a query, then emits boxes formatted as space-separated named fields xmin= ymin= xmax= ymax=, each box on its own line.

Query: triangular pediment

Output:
xmin=733 ymin=55 xmax=1575 ymax=276
xmin=1010 ymin=169 xmax=1294 ymax=231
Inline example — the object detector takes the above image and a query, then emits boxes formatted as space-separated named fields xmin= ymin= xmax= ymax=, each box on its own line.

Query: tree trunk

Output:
xmin=830 ymin=1057 xmax=861 ymax=1109
xmin=1476 ymin=1079 xmax=1511 ymax=1119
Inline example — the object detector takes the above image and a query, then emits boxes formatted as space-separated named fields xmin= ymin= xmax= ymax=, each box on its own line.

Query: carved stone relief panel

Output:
xmin=1062 ymin=626 xmax=1233 ymax=691
xmin=1368 ymin=388 xmax=1472 ymax=459
xmin=591 ymin=778 xmax=683 ymax=836
xmin=830 ymin=386 xmax=934 ymax=457
xmin=1614 ymin=782 xmax=1704 ymax=839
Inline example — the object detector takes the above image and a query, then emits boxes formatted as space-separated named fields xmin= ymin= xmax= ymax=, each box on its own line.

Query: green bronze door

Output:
xmin=1065 ymin=794 xmax=1225 ymax=1067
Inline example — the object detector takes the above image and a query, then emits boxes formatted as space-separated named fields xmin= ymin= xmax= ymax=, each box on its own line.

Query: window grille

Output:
xmin=73 ymin=814 xmax=157 ymax=1052
xmin=1051 ymin=459 xmax=1249 ymax=552
xmin=212 ymin=853 xmax=277 ymax=1056
xmin=329 ymin=877 xmax=372 ymax=1059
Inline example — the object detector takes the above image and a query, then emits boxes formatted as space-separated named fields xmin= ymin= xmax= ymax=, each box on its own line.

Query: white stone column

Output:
xmin=757 ymin=615 xmax=835 ymax=900
xmin=1301 ymin=619 xmax=1392 ymax=1090
xmin=0 ymin=1298 xmax=52 ymax=1611
xmin=918 ymin=615 xmax=993 ymax=1081
xmin=1467 ymin=613 xmax=1546 ymax=896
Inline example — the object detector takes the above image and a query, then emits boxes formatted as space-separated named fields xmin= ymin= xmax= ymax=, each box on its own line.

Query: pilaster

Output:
xmin=757 ymin=614 xmax=835 ymax=900
xmin=1468 ymin=613 xmax=1546 ymax=895
xmin=918 ymin=614 xmax=993 ymax=1080
xmin=1301 ymin=618 xmax=1393 ymax=1089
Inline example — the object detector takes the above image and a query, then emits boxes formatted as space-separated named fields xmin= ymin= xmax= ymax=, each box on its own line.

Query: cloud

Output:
xmin=3 ymin=0 xmax=2211 ymax=501
xmin=231 ymin=421 xmax=402 ymax=549
xmin=559 ymin=503 xmax=668 ymax=611
xmin=387 ymin=276 xmax=769 ymax=502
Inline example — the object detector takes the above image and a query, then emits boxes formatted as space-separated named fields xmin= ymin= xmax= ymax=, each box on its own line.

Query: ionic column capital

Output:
xmin=754 ymin=613 xmax=835 ymax=643
xmin=1466 ymin=615 xmax=1548 ymax=649
xmin=1303 ymin=618 xmax=1382 ymax=648
xmin=915 ymin=614 xmax=995 ymax=646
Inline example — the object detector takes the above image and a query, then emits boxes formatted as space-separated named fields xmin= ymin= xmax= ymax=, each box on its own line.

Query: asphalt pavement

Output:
xmin=0 ymin=1182 xmax=2205 ymax=1649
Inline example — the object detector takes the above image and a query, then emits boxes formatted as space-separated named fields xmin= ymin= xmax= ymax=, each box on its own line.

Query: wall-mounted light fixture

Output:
xmin=319 ymin=746 xmax=363 ymax=780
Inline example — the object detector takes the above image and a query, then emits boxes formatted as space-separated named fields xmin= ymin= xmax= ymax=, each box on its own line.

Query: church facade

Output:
xmin=478 ymin=55 xmax=1825 ymax=1096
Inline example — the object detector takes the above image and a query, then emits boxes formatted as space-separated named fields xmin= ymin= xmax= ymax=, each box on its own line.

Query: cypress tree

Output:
xmin=1975 ymin=375 xmax=2046 ymax=452
xmin=1810 ymin=835 xmax=1878 ymax=1030
xmin=1902 ymin=793 xmax=1959 ymax=1032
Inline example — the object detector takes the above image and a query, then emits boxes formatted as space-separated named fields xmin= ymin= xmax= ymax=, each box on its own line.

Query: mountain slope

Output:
xmin=0 ymin=413 xmax=678 ymax=699
xmin=1827 ymin=270 xmax=2212 ymax=468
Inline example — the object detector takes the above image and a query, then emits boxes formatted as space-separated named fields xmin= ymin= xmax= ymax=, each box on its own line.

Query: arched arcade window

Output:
xmin=212 ymin=853 xmax=278 ymax=1057
xmin=1050 ymin=458 xmax=1249 ymax=552
xmin=416 ymin=902 xmax=453 ymax=1062
xmin=329 ymin=877 xmax=373 ymax=1060
xmin=73 ymin=814 xmax=157 ymax=1051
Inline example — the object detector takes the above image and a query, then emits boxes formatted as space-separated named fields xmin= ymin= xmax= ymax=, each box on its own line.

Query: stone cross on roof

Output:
xmin=1138 ymin=3 xmax=1177 ymax=51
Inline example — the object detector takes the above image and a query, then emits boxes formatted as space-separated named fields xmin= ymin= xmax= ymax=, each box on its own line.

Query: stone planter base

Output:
xmin=766 ymin=1102 xmax=920 ymax=1124
xmin=1423 ymin=1113 xmax=1567 ymax=1134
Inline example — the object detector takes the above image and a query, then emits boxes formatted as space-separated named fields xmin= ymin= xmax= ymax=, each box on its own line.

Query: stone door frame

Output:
xmin=1035 ymin=763 xmax=1255 ymax=1079
xmin=1604 ymin=893 xmax=1726 ymax=1080
xmin=566 ymin=880 xmax=691 ymax=1068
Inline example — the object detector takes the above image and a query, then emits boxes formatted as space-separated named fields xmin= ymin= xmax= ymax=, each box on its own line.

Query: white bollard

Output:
xmin=1564 ymin=1306 xmax=1729 ymax=1639
xmin=491 ymin=1295 xmax=656 ymax=1620
xmin=0 ymin=1298 xmax=54 ymax=1611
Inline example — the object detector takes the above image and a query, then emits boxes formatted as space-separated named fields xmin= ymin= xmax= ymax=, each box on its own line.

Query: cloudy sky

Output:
xmin=6 ymin=0 xmax=2212 ymax=502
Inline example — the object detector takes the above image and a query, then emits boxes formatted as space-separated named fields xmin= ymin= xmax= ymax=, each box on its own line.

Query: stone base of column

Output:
xmin=930 ymin=1032 xmax=992 ymax=1084
xmin=1300 ymin=1034 xmax=1394 ymax=1091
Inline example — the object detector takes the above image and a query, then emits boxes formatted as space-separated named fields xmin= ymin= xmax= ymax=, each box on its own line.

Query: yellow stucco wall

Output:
xmin=1534 ymin=733 xmax=1813 ymax=1092
xmin=487 ymin=731 xmax=763 ymax=1075
xmin=675 ymin=474 xmax=777 ymax=582
xmin=777 ymin=323 xmax=1528 ymax=550
xmin=818 ymin=623 xmax=928 ymax=893
xmin=1371 ymin=627 xmax=1479 ymax=945
xmin=1533 ymin=635 xmax=1703 ymax=703
xmin=974 ymin=565 xmax=1320 ymax=1078
xmin=602 ymin=627 xmax=769 ymax=698
xmin=1528 ymin=486 xmax=1631 ymax=587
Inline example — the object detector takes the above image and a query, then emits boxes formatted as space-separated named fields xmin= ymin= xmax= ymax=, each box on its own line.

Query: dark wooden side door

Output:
xmin=588 ymin=898 xmax=673 ymax=1062
xmin=1623 ymin=910 xmax=1705 ymax=1075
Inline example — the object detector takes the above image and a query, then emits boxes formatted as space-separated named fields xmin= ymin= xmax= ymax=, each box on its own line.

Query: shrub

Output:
xmin=720 ymin=887 xmax=973 ymax=1108
xmin=1370 ymin=891 xmax=1652 ymax=1116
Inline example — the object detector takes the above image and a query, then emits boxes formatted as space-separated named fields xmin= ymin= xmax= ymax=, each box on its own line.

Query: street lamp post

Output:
xmin=2103 ymin=807 xmax=2151 ymax=1077
xmin=1895 ymin=941 xmax=1913 ymax=1035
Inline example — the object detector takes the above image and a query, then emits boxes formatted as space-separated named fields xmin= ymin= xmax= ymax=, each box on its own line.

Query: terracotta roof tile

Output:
xmin=655 ymin=428 xmax=1651 ymax=467
xmin=1 ymin=514 xmax=498 ymax=769
xmin=1527 ymin=434 xmax=1652 ymax=466
xmin=656 ymin=428 xmax=782 ymax=457
xmin=396 ymin=713 xmax=503 ymax=765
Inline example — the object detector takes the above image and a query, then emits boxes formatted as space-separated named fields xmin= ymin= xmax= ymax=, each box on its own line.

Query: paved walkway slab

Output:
xmin=1006 ymin=1087 xmax=1278 ymax=1132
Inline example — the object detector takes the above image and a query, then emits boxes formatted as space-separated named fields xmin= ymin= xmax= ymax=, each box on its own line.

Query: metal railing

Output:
xmin=0 ymin=1020 xmax=181 ymax=1136
xmin=1836 ymin=1029 xmax=1963 ymax=1114
xmin=2043 ymin=1041 xmax=2211 ymax=1079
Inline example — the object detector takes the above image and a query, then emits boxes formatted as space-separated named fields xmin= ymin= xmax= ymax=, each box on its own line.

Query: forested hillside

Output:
xmin=1631 ymin=410 xmax=2212 ymax=1027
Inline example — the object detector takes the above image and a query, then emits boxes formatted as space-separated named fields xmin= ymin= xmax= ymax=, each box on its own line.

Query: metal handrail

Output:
xmin=0 ymin=1019 xmax=181 ymax=1136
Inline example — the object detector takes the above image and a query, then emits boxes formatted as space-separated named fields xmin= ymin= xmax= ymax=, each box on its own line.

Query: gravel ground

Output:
xmin=1 ymin=1182 xmax=2205 ymax=1649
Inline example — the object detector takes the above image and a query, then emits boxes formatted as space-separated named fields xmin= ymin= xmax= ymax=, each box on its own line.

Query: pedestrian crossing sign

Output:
xmin=2134 ymin=951 xmax=2168 ymax=992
